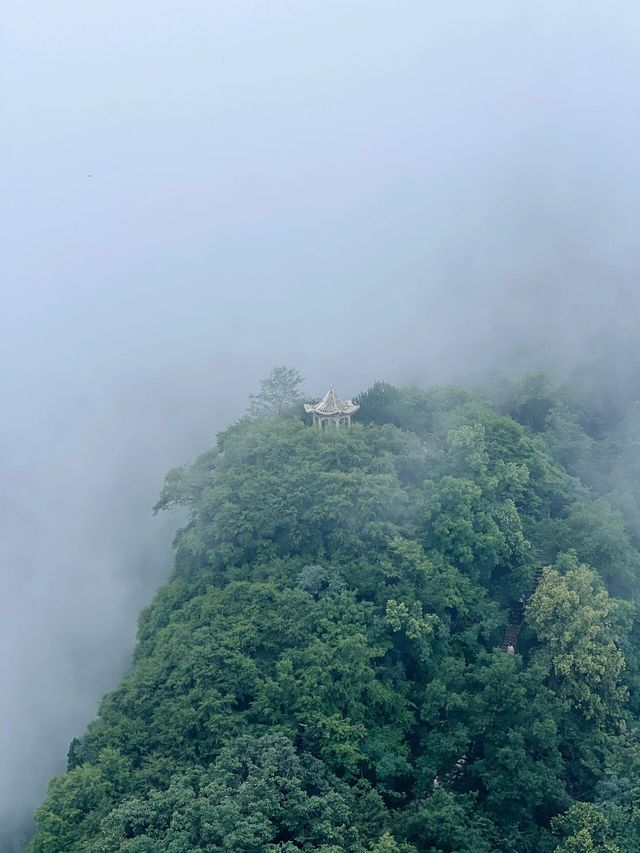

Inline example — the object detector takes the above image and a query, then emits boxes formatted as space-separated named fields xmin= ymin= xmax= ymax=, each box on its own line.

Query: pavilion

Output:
xmin=304 ymin=389 xmax=360 ymax=429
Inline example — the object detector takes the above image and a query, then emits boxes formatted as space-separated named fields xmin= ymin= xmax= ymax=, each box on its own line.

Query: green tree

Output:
xmin=527 ymin=563 xmax=627 ymax=722
xmin=402 ymin=789 xmax=497 ymax=853
xmin=248 ymin=365 xmax=305 ymax=417
xmin=552 ymin=803 xmax=619 ymax=852
xmin=88 ymin=735 xmax=364 ymax=852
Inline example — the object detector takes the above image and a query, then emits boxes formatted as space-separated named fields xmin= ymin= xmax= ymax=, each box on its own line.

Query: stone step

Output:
xmin=501 ymin=622 xmax=521 ymax=652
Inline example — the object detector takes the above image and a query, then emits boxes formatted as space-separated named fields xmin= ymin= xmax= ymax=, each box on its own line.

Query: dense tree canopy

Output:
xmin=30 ymin=375 xmax=640 ymax=851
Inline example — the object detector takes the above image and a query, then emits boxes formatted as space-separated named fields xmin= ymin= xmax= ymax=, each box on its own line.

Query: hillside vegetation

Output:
xmin=30 ymin=375 xmax=640 ymax=852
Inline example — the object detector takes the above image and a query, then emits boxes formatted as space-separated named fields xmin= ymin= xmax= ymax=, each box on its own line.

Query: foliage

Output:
xmin=551 ymin=803 xmax=619 ymax=852
xmin=247 ymin=365 xmax=305 ymax=418
xmin=526 ymin=564 xmax=627 ymax=722
xmin=29 ymin=374 xmax=640 ymax=852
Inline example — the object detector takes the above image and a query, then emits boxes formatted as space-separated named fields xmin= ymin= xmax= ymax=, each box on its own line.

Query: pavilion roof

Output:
xmin=304 ymin=388 xmax=360 ymax=416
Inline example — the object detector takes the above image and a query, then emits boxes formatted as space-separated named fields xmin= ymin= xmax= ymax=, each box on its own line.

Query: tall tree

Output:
xmin=248 ymin=365 xmax=304 ymax=417
xmin=526 ymin=562 xmax=627 ymax=723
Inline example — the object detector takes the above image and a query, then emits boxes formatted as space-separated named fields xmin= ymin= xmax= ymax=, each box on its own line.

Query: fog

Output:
xmin=2 ymin=1 xmax=640 ymax=847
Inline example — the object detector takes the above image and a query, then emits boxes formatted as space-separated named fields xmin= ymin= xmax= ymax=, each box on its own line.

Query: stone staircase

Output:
xmin=499 ymin=565 xmax=545 ymax=654
xmin=436 ymin=564 xmax=549 ymax=792
xmin=500 ymin=623 xmax=522 ymax=653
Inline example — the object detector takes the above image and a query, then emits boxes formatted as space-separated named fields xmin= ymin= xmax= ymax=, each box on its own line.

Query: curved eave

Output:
xmin=305 ymin=404 xmax=360 ymax=416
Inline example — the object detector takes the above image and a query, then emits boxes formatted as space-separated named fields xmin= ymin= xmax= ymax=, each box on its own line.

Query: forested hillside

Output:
xmin=29 ymin=375 xmax=640 ymax=852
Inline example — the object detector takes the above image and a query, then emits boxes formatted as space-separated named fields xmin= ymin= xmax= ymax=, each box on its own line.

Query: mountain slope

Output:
xmin=29 ymin=381 xmax=640 ymax=852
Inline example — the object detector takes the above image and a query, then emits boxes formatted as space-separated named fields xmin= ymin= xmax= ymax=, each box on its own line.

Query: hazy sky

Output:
xmin=2 ymin=1 xmax=640 ymax=845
